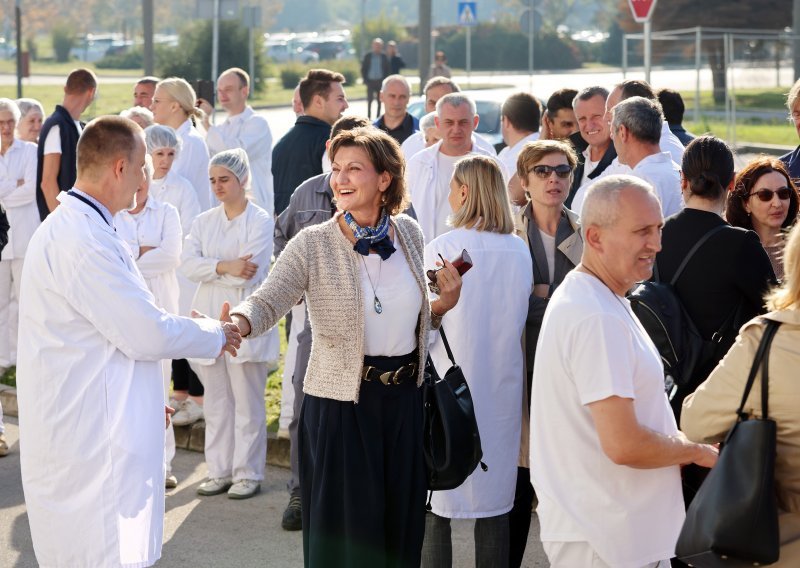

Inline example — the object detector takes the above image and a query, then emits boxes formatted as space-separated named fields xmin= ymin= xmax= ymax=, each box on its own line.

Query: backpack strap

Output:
xmin=669 ymin=224 xmax=729 ymax=286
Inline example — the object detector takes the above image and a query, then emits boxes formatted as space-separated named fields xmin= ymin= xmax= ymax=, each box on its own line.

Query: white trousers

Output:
xmin=0 ymin=258 xmax=23 ymax=368
xmin=279 ymin=304 xmax=306 ymax=431
xmin=543 ymin=541 xmax=670 ymax=568
xmin=196 ymin=358 xmax=268 ymax=481
xmin=161 ymin=359 xmax=175 ymax=474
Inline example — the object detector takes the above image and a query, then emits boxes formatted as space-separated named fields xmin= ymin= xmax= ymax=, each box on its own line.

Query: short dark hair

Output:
xmin=547 ymin=88 xmax=578 ymax=115
xmin=299 ymin=69 xmax=346 ymax=109
xmin=328 ymin=127 xmax=408 ymax=215
xmin=65 ymin=68 xmax=97 ymax=95
xmin=423 ymin=76 xmax=460 ymax=97
xmin=573 ymin=86 xmax=609 ymax=108
xmin=502 ymin=92 xmax=540 ymax=133
xmin=727 ymin=156 xmax=800 ymax=230
xmin=136 ymin=76 xmax=160 ymax=87
xmin=618 ymin=79 xmax=655 ymax=101
xmin=681 ymin=135 xmax=734 ymax=201
xmin=77 ymin=116 xmax=141 ymax=178
xmin=657 ymin=88 xmax=685 ymax=125
xmin=331 ymin=115 xmax=372 ymax=139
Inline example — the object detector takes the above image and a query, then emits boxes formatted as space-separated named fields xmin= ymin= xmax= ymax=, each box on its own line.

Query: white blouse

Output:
xmin=172 ymin=119 xmax=212 ymax=211
xmin=149 ymin=170 xmax=202 ymax=237
xmin=359 ymin=232 xmax=422 ymax=357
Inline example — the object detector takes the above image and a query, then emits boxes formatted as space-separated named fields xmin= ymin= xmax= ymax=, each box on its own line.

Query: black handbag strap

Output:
xmin=737 ymin=319 xmax=781 ymax=421
xmin=438 ymin=325 xmax=457 ymax=367
xmin=660 ymin=224 xmax=728 ymax=285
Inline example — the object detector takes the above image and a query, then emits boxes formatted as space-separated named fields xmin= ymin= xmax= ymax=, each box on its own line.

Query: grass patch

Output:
xmin=265 ymin=317 xmax=288 ymax=434
xmin=680 ymin=87 xmax=789 ymax=112
xmin=684 ymin=117 xmax=797 ymax=146
xmin=0 ymin=366 xmax=15 ymax=388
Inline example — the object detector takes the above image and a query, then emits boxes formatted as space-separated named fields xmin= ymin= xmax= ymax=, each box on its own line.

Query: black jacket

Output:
xmin=271 ymin=115 xmax=331 ymax=216
xmin=565 ymin=140 xmax=616 ymax=210
xmin=360 ymin=52 xmax=390 ymax=82
xmin=36 ymin=105 xmax=82 ymax=221
xmin=0 ymin=203 xmax=8 ymax=260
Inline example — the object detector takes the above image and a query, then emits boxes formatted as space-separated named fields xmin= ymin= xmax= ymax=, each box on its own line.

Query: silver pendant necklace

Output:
xmin=360 ymin=255 xmax=383 ymax=314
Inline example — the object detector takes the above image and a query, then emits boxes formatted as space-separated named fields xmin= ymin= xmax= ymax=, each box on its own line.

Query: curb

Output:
xmin=0 ymin=386 xmax=291 ymax=468
xmin=736 ymin=142 xmax=793 ymax=157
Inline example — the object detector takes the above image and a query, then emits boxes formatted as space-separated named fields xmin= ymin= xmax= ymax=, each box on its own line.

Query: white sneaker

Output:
xmin=227 ymin=479 xmax=261 ymax=500
xmin=0 ymin=433 xmax=8 ymax=457
xmin=165 ymin=472 xmax=178 ymax=489
xmin=197 ymin=477 xmax=233 ymax=496
xmin=172 ymin=399 xmax=203 ymax=426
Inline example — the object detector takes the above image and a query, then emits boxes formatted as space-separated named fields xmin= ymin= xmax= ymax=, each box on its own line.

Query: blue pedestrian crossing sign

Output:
xmin=458 ymin=2 xmax=477 ymax=26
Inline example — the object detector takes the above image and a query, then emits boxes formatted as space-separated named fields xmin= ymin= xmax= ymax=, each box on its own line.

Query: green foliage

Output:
xmin=96 ymin=49 xmax=143 ymax=69
xmin=0 ymin=366 xmax=15 ymax=388
xmin=438 ymin=23 xmax=582 ymax=71
xmin=51 ymin=24 xmax=75 ymax=63
xmin=352 ymin=11 xmax=408 ymax=59
xmin=158 ymin=19 xmax=266 ymax=90
xmin=280 ymin=63 xmax=306 ymax=89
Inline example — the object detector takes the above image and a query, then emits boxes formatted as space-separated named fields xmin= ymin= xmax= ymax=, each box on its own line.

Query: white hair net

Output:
xmin=210 ymin=148 xmax=250 ymax=187
xmin=144 ymin=124 xmax=182 ymax=155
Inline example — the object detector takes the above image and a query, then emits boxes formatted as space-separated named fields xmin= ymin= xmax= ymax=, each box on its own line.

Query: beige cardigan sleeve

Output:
xmin=681 ymin=323 xmax=764 ymax=443
xmin=230 ymin=229 xmax=310 ymax=338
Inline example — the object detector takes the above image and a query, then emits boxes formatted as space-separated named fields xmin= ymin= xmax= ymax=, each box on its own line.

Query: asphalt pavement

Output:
xmin=0 ymin=416 xmax=549 ymax=567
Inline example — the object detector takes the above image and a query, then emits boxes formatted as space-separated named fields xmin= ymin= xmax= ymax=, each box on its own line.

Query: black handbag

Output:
xmin=676 ymin=319 xmax=782 ymax=567
xmin=422 ymin=325 xmax=486 ymax=493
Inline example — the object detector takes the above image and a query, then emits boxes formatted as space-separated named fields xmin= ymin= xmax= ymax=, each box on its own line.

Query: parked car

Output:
xmin=407 ymin=98 xmax=503 ymax=148
xmin=265 ymin=41 xmax=319 ymax=64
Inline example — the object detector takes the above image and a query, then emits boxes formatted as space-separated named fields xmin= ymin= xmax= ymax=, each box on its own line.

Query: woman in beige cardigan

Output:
xmin=682 ymin=222 xmax=800 ymax=566
xmin=228 ymin=127 xmax=462 ymax=567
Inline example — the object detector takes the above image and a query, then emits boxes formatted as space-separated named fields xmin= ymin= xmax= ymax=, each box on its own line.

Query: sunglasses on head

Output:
xmin=529 ymin=164 xmax=572 ymax=179
xmin=748 ymin=187 xmax=792 ymax=202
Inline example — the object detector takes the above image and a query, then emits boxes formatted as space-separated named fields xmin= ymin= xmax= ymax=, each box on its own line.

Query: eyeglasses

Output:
xmin=748 ymin=187 xmax=792 ymax=202
xmin=529 ymin=164 xmax=572 ymax=179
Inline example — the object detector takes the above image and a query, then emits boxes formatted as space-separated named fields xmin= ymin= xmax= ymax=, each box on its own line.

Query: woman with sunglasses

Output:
xmin=422 ymin=155 xmax=532 ymax=568
xmin=726 ymin=157 xmax=800 ymax=281
xmin=507 ymin=139 xmax=584 ymax=567
xmin=658 ymin=136 xmax=776 ymax=418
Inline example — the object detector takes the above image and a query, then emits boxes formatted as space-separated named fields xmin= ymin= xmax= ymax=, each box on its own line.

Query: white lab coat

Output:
xmin=0 ymin=139 xmax=39 ymax=259
xmin=425 ymin=227 xmax=532 ymax=518
xmin=148 ymin=169 xmax=201 ymax=238
xmin=206 ymin=107 xmax=275 ymax=215
xmin=115 ymin=198 xmax=182 ymax=315
xmin=17 ymin=191 xmax=225 ymax=568
xmin=181 ymin=200 xmax=279 ymax=364
xmin=173 ymin=119 xmax=212 ymax=211
xmin=401 ymin=131 xmax=497 ymax=161
xmin=406 ymin=140 xmax=507 ymax=244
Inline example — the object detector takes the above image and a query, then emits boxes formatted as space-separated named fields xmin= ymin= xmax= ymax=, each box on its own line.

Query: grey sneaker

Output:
xmin=281 ymin=494 xmax=302 ymax=531
xmin=0 ymin=433 xmax=8 ymax=457
xmin=197 ymin=477 xmax=233 ymax=496
xmin=165 ymin=473 xmax=178 ymax=489
xmin=227 ymin=479 xmax=261 ymax=500
xmin=172 ymin=399 xmax=203 ymax=426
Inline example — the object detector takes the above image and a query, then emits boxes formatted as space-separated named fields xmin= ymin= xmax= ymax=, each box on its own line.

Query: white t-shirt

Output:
xmin=359 ymin=232 xmax=422 ymax=356
xmin=632 ymin=152 xmax=684 ymax=217
xmin=530 ymin=270 xmax=684 ymax=568
xmin=497 ymin=132 xmax=540 ymax=176
xmin=42 ymin=121 xmax=83 ymax=155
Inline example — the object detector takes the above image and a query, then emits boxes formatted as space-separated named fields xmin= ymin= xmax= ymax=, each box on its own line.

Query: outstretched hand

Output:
xmin=192 ymin=301 xmax=242 ymax=357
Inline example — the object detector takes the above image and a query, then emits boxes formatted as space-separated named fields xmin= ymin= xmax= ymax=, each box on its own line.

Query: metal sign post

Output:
xmin=458 ymin=2 xmax=477 ymax=86
xmin=628 ymin=0 xmax=658 ymax=83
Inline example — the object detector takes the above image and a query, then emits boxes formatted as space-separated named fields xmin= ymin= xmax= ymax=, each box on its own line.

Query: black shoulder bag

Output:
xmin=676 ymin=319 xmax=782 ymax=567
xmin=422 ymin=325 xmax=486 ymax=497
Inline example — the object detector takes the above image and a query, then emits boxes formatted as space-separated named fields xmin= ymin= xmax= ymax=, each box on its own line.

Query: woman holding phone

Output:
xmin=421 ymin=155 xmax=532 ymax=567
xmin=227 ymin=128 xmax=462 ymax=566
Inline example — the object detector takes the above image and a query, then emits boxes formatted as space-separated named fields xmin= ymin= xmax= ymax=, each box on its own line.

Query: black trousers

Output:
xmin=299 ymin=353 xmax=426 ymax=568
xmin=366 ymin=79 xmax=383 ymax=118
xmin=508 ymin=469 xmax=534 ymax=567
xmin=171 ymin=358 xmax=204 ymax=396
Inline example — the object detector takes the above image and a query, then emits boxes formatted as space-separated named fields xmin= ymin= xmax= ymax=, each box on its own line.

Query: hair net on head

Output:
xmin=210 ymin=148 xmax=250 ymax=187
xmin=144 ymin=124 xmax=182 ymax=155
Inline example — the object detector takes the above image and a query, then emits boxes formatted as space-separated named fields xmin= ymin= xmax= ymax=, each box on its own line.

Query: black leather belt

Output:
xmin=361 ymin=362 xmax=417 ymax=386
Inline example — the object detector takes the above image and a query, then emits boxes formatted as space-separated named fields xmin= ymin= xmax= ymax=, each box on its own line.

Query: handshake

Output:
xmin=192 ymin=301 xmax=252 ymax=358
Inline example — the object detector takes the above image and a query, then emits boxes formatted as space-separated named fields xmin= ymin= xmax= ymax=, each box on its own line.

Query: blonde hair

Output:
xmin=155 ymin=77 xmax=203 ymax=121
xmin=450 ymin=155 xmax=515 ymax=234
xmin=766 ymin=223 xmax=800 ymax=310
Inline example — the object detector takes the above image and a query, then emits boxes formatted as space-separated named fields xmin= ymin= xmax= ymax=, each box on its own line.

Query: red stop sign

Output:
xmin=628 ymin=0 xmax=657 ymax=22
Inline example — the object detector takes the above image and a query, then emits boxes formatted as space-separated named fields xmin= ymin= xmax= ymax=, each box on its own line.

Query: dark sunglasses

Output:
xmin=529 ymin=164 xmax=572 ymax=179
xmin=748 ymin=187 xmax=792 ymax=202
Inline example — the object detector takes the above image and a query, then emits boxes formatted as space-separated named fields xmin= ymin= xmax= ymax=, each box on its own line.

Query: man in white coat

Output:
xmin=16 ymin=115 xmax=242 ymax=568
xmin=200 ymin=67 xmax=275 ymax=215
xmin=406 ymin=93 xmax=507 ymax=243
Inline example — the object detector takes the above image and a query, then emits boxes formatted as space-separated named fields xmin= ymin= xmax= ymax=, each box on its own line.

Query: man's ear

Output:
xmin=473 ymin=114 xmax=479 ymax=129
xmin=583 ymin=224 xmax=604 ymax=253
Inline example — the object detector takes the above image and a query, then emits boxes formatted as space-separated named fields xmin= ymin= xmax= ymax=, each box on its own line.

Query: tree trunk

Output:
xmin=707 ymin=39 xmax=727 ymax=106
